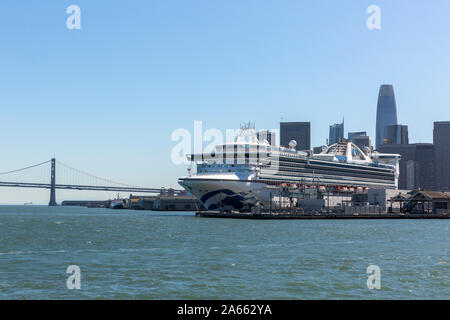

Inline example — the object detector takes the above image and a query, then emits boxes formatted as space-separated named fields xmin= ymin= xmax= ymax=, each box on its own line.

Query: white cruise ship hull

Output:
xmin=178 ymin=175 xmax=270 ymax=211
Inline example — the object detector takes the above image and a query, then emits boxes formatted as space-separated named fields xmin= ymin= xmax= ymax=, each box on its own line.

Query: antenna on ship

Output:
xmin=288 ymin=140 xmax=297 ymax=150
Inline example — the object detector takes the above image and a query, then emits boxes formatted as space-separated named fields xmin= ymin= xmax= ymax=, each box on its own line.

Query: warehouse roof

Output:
xmin=408 ymin=191 xmax=450 ymax=200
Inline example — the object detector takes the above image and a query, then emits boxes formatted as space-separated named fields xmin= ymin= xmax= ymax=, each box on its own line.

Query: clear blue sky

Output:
xmin=1 ymin=0 xmax=450 ymax=204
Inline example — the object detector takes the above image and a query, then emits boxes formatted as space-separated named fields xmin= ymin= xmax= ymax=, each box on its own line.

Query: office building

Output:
xmin=280 ymin=122 xmax=311 ymax=151
xmin=434 ymin=122 xmax=450 ymax=191
xmin=329 ymin=120 xmax=344 ymax=145
xmin=257 ymin=130 xmax=276 ymax=146
xmin=354 ymin=135 xmax=372 ymax=151
xmin=376 ymin=84 xmax=398 ymax=149
xmin=383 ymin=124 xmax=409 ymax=145
xmin=414 ymin=144 xmax=435 ymax=191
xmin=348 ymin=131 xmax=367 ymax=143
xmin=378 ymin=143 xmax=435 ymax=191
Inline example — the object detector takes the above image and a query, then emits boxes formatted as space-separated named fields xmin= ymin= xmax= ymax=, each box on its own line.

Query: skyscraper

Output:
xmin=354 ymin=135 xmax=372 ymax=151
xmin=434 ymin=122 xmax=450 ymax=191
xmin=348 ymin=131 xmax=367 ymax=143
xmin=329 ymin=120 xmax=344 ymax=145
xmin=376 ymin=84 xmax=398 ymax=150
xmin=379 ymin=143 xmax=435 ymax=190
xmin=257 ymin=130 xmax=276 ymax=146
xmin=280 ymin=122 xmax=311 ymax=151
xmin=383 ymin=124 xmax=409 ymax=145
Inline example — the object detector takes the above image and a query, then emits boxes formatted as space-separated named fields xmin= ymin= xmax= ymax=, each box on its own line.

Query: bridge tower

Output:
xmin=49 ymin=158 xmax=57 ymax=206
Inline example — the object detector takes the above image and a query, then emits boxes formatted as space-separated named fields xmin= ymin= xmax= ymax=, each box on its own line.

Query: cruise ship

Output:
xmin=178 ymin=123 xmax=400 ymax=211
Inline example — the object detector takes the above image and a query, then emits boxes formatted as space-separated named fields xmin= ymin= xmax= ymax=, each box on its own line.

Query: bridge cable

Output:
xmin=56 ymin=160 xmax=145 ymax=188
xmin=0 ymin=160 xmax=51 ymax=176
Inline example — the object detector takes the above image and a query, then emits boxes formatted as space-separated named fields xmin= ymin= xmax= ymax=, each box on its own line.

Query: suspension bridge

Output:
xmin=0 ymin=158 xmax=183 ymax=206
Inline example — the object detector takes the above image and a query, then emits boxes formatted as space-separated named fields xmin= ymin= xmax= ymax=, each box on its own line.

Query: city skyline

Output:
xmin=1 ymin=1 xmax=450 ymax=204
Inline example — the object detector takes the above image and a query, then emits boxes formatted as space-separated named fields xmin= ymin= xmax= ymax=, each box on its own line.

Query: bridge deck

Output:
xmin=0 ymin=181 xmax=182 ymax=194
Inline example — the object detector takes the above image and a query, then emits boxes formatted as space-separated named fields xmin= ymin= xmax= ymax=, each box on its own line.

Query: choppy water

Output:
xmin=0 ymin=205 xmax=448 ymax=299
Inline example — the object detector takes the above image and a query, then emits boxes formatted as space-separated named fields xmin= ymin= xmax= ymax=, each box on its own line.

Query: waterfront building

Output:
xmin=378 ymin=143 xmax=435 ymax=190
xmin=368 ymin=188 xmax=410 ymax=208
xmin=376 ymin=84 xmax=398 ymax=149
xmin=280 ymin=122 xmax=311 ymax=151
xmin=257 ymin=130 xmax=276 ymax=146
xmin=348 ymin=131 xmax=367 ymax=143
xmin=383 ymin=124 xmax=409 ymax=145
xmin=434 ymin=122 xmax=450 ymax=191
xmin=61 ymin=200 xmax=109 ymax=208
xmin=403 ymin=191 xmax=450 ymax=214
xmin=329 ymin=120 xmax=344 ymax=145
xmin=129 ymin=194 xmax=206 ymax=211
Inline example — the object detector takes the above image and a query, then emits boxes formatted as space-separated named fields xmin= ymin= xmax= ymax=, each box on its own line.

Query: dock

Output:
xmin=195 ymin=211 xmax=450 ymax=219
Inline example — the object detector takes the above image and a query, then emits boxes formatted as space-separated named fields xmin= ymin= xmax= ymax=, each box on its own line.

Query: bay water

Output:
xmin=0 ymin=205 xmax=448 ymax=299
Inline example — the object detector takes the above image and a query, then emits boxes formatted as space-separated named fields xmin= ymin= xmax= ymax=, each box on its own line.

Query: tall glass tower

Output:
xmin=329 ymin=119 xmax=344 ymax=145
xmin=376 ymin=84 xmax=398 ymax=149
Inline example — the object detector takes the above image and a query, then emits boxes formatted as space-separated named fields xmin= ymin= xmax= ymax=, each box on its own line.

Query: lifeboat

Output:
xmin=342 ymin=186 xmax=348 ymax=192
xmin=319 ymin=185 xmax=326 ymax=192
